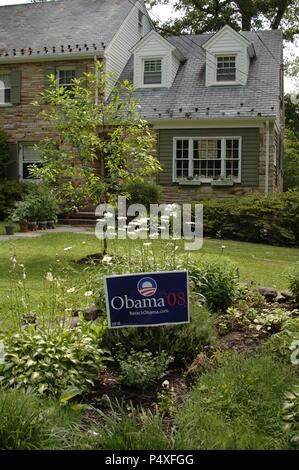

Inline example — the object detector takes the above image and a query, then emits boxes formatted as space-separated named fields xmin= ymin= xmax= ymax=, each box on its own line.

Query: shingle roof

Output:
xmin=0 ymin=0 xmax=136 ymax=59
xmin=120 ymin=30 xmax=283 ymax=122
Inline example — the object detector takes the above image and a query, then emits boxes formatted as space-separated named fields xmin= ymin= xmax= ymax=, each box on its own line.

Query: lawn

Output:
xmin=0 ymin=231 xmax=298 ymax=330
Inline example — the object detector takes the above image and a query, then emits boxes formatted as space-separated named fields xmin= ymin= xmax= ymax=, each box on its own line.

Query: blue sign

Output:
xmin=104 ymin=271 xmax=189 ymax=329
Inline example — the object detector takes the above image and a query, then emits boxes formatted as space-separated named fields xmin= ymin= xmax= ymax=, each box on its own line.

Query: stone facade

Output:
xmin=0 ymin=59 xmax=95 ymax=143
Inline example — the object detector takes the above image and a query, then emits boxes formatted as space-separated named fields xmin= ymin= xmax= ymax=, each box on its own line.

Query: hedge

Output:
xmin=196 ymin=191 xmax=299 ymax=247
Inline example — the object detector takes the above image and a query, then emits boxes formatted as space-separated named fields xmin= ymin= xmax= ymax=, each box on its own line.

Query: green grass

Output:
xmin=174 ymin=353 xmax=297 ymax=450
xmin=0 ymin=232 xmax=298 ymax=330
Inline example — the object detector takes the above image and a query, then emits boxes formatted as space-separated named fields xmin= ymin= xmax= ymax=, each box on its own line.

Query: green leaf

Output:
xmin=59 ymin=386 xmax=83 ymax=404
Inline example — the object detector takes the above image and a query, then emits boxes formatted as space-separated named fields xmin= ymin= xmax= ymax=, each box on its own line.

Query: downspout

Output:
xmin=265 ymin=120 xmax=270 ymax=194
xmin=94 ymin=54 xmax=99 ymax=106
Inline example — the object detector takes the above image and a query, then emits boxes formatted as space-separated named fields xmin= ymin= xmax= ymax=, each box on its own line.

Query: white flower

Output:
xmin=67 ymin=287 xmax=76 ymax=293
xmin=46 ymin=272 xmax=54 ymax=282
xmin=222 ymin=245 xmax=226 ymax=250
xmin=84 ymin=291 xmax=93 ymax=297
xmin=103 ymin=255 xmax=113 ymax=264
xmin=162 ymin=380 xmax=170 ymax=389
xmin=64 ymin=246 xmax=73 ymax=252
xmin=10 ymin=256 xmax=17 ymax=269
xmin=143 ymin=242 xmax=152 ymax=247
xmin=82 ymin=241 xmax=86 ymax=245
xmin=65 ymin=308 xmax=72 ymax=313
xmin=19 ymin=264 xmax=24 ymax=268
xmin=22 ymin=271 xmax=26 ymax=280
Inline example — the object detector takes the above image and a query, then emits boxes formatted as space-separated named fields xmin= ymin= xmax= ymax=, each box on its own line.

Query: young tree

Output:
xmin=32 ymin=64 xmax=161 ymax=252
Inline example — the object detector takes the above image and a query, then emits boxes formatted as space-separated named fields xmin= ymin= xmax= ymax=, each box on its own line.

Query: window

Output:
xmin=144 ymin=59 xmax=162 ymax=85
xmin=174 ymin=137 xmax=241 ymax=183
xmin=138 ymin=10 xmax=144 ymax=35
xmin=21 ymin=144 xmax=42 ymax=180
xmin=0 ymin=74 xmax=11 ymax=104
xmin=217 ymin=56 xmax=236 ymax=82
xmin=57 ymin=68 xmax=76 ymax=89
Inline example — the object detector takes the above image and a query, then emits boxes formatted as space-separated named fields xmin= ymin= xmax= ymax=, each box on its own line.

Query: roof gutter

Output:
xmin=0 ymin=51 xmax=104 ymax=65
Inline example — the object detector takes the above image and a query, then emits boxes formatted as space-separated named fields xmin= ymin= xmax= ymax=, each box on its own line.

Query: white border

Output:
xmin=104 ymin=270 xmax=190 ymax=329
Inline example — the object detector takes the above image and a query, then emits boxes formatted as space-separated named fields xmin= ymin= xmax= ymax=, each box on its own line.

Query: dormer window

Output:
xmin=144 ymin=59 xmax=162 ymax=85
xmin=217 ymin=56 xmax=236 ymax=82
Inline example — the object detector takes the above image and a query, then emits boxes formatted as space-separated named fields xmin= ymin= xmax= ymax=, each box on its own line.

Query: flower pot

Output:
xmin=19 ymin=220 xmax=29 ymax=233
xmin=38 ymin=221 xmax=47 ymax=230
xmin=5 ymin=225 xmax=15 ymax=236
xmin=28 ymin=221 xmax=37 ymax=231
xmin=47 ymin=220 xmax=55 ymax=229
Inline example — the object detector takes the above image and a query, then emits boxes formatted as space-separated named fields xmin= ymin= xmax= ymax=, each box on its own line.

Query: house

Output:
xmin=0 ymin=0 xmax=284 ymax=202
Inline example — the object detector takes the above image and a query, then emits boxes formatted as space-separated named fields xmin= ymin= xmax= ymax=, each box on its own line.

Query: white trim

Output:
xmin=202 ymin=25 xmax=252 ymax=50
xmin=152 ymin=118 xmax=275 ymax=129
xmin=142 ymin=57 xmax=163 ymax=87
xmin=19 ymin=142 xmax=41 ymax=181
xmin=0 ymin=52 xmax=103 ymax=65
xmin=173 ymin=136 xmax=242 ymax=184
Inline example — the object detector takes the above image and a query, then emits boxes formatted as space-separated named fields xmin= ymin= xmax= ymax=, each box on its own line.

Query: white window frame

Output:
xmin=142 ymin=58 xmax=163 ymax=88
xmin=216 ymin=55 xmax=237 ymax=83
xmin=56 ymin=66 xmax=76 ymax=88
xmin=209 ymin=52 xmax=240 ymax=86
xmin=0 ymin=73 xmax=11 ymax=105
xmin=173 ymin=136 xmax=242 ymax=184
xmin=19 ymin=143 xmax=41 ymax=181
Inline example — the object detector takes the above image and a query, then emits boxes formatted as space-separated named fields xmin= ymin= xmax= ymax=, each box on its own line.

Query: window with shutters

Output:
xmin=173 ymin=137 xmax=242 ymax=183
xmin=20 ymin=144 xmax=42 ymax=180
xmin=0 ymin=74 xmax=11 ymax=104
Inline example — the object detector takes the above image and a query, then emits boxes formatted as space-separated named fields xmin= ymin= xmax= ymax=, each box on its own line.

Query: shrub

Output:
xmin=91 ymin=403 xmax=171 ymax=450
xmin=119 ymin=350 xmax=173 ymax=389
xmin=0 ymin=180 xmax=30 ymax=221
xmin=11 ymin=186 xmax=59 ymax=222
xmin=266 ymin=318 xmax=299 ymax=365
xmin=101 ymin=305 xmax=214 ymax=364
xmin=175 ymin=353 xmax=296 ymax=450
xmin=197 ymin=190 xmax=299 ymax=247
xmin=0 ymin=388 xmax=83 ymax=450
xmin=189 ymin=257 xmax=238 ymax=313
xmin=121 ymin=179 xmax=161 ymax=209
xmin=289 ymin=271 xmax=299 ymax=303
xmin=282 ymin=385 xmax=299 ymax=448
xmin=0 ymin=324 xmax=106 ymax=397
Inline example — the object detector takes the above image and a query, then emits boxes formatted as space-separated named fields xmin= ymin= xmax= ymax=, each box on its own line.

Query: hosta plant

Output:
xmin=0 ymin=323 xmax=107 ymax=397
xmin=282 ymin=385 xmax=299 ymax=448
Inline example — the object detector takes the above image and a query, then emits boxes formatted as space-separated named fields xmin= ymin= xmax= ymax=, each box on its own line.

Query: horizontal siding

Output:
xmin=158 ymin=128 xmax=260 ymax=187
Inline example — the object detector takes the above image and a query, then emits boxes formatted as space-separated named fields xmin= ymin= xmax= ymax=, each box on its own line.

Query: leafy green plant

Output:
xmin=289 ymin=271 xmax=299 ymax=303
xmin=282 ymin=385 xmax=299 ymax=448
xmin=0 ymin=388 xmax=84 ymax=450
xmin=197 ymin=190 xmax=299 ymax=247
xmin=175 ymin=353 xmax=296 ymax=450
xmin=0 ymin=323 xmax=107 ymax=397
xmin=121 ymin=179 xmax=161 ymax=209
xmin=267 ymin=318 xmax=299 ymax=364
xmin=11 ymin=186 xmax=59 ymax=222
xmin=0 ymin=181 xmax=30 ymax=221
xmin=102 ymin=304 xmax=214 ymax=363
xmin=90 ymin=402 xmax=172 ymax=450
xmin=118 ymin=350 xmax=173 ymax=390
xmin=189 ymin=258 xmax=238 ymax=313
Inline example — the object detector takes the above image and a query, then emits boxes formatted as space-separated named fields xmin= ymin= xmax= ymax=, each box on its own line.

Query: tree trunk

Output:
xmin=271 ymin=0 xmax=289 ymax=29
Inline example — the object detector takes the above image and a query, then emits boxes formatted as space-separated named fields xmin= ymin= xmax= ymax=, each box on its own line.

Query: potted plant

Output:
xmin=4 ymin=218 xmax=16 ymax=236
xmin=11 ymin=200 xmax=31 ymax=232
xmin=36 ymin=191 xmax=58 ymax=230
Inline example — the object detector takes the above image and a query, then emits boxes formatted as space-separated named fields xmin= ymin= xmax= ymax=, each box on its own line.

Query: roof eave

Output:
xmin=0 ymin=51 xmax=104 ymax=64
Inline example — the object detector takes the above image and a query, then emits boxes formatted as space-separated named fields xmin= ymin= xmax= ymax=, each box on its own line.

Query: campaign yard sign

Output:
xmin=104 ymin=271 xmax=189 ymax=329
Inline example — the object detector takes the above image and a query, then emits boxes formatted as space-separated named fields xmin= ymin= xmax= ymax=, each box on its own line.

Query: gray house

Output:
xmin=0 ymin=0 xmax=284 ymax=202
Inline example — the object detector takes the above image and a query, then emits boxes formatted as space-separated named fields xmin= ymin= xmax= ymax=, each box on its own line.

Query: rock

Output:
xmin=257 ymin=287 xmax=278 ymax=302
xmin=281 ymin=291 xmax=294 ymax=302
xmin=73 ymin=304 xmax=103 ymax=321
xmin=276 ymin=294 xmax=286 ymax=304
